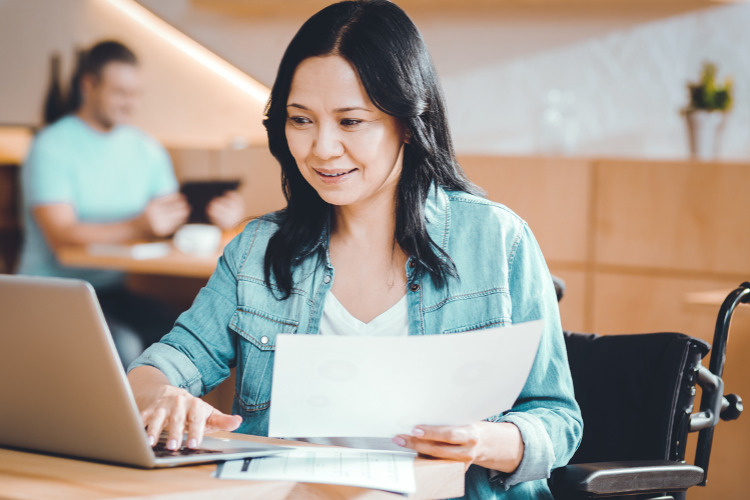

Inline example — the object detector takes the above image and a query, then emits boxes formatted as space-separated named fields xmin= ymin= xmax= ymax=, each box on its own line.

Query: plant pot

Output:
xmin=684 ymin=110 xmax=727 ymax=160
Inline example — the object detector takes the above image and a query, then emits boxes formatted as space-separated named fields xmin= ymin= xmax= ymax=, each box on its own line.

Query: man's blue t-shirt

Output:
xmin=17 ymin=115 xmax=177 ymax=288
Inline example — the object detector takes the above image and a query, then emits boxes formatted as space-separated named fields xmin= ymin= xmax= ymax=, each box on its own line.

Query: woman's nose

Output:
xmin=312 ymin=123 xmax=344 ymax=160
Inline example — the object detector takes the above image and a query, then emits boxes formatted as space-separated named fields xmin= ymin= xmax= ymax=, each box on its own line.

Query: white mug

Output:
xmin=173 ymin=224 xmax=222 ymax=255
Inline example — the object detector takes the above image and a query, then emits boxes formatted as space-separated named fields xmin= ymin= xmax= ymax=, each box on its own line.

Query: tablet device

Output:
xmin=180 ymin=180 xmax=241 ymax=224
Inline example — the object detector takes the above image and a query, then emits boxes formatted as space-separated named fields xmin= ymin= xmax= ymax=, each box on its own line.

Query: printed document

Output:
xmin=215 ymin=447 xmax=416 ymax=494
xmin=269 ymin=319 xmax=544 ymax=438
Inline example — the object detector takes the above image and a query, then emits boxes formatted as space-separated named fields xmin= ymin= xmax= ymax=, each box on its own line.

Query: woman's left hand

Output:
xmin=393 ymin=421 xmax=524 ymax=473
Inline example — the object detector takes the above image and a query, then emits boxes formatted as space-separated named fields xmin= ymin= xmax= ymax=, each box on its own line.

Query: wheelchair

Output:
xmin=549 ymin=281 xmax=748 ymax=500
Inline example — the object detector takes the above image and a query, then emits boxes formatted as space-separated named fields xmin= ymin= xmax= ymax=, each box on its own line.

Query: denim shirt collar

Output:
xmin=424 ymin=183 xmax=451 ymax=256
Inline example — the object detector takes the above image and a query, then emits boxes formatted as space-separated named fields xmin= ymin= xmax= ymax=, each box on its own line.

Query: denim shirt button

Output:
xmin=260 ymin=336 xmax=269 ymax=345
xmin=323 ymin=275 xmax=332 ymax=284
xmin=410 ymin=283 xmax=420 ymax=292
xmin=408 ymin=259 xmax=416 ymax=269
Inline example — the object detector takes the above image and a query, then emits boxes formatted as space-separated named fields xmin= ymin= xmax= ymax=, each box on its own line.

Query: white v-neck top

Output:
xmin=318 ymin=291 xmax=409 ymax=337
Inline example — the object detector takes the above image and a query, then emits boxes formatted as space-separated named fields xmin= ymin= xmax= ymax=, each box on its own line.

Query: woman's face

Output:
xmin=285 ymin=55 xmax=407 ymax=211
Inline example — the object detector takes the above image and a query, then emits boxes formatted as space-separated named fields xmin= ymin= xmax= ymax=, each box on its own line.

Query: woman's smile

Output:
xmin=314 ymin=167 xmax=358 ymax=183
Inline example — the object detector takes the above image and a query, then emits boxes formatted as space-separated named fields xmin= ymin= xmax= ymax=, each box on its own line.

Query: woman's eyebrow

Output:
xmin=286 ymin=103 xmax=372 ymax=113
xmin=333 ymin=106 xmax=373 ymax=113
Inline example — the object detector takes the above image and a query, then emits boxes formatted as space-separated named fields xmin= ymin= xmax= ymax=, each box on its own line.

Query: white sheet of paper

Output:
xmin=215 ymin=447 xmax=416 ymax=494
xmin=268 ymin=319 xmax=544 ymax=438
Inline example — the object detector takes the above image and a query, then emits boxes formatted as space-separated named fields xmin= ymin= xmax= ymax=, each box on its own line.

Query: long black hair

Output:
xmin=263 ymin=0 xmax=480 ymax=298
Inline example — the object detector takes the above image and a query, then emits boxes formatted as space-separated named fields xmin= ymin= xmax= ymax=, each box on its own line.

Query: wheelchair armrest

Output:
xmin=550 ymin=460 xmax=704 ymax=496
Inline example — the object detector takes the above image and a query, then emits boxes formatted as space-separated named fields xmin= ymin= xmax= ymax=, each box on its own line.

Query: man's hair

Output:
xmin=262 ymin=0 xmax=480 ymax=298
xmin=79 ymin=40 xmax=138 ymax=79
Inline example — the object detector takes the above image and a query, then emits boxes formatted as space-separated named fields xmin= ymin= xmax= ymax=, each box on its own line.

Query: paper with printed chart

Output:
xmin=215 ymin=447 xmax=416 ymax=494
xmin=268 ymin=319 xmax=544 ymax=438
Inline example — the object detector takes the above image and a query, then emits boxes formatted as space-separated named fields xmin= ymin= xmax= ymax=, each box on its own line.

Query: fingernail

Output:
xmin=147 ymin=435 xmax=155 ymax=447
xmin=167 ymin=439 xmax=179 ymax=450
xmin=187 ymin=438 xmax=198 ymax=449
xmin=393 ymin=436 xmax=406 ymax=447
xmin=412 ymin=427 xmax=425 ymax=437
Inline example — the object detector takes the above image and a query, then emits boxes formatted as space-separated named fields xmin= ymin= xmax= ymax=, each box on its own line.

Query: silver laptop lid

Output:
xmin=0 ymin=275 xmax=158 ymax=466
xmin=0 ymin=275 xmax=291 ymax=468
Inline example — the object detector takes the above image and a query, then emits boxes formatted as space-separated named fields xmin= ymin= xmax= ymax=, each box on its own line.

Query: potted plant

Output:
xmin=683 ymin=62 xmax=733 ymax=160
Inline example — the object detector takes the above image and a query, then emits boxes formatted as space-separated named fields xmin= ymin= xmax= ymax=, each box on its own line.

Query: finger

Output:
xmin=165 ymin=397 xmax=187 ymax=450
xmin=158 ymin=196 xmax=190 ymax=213
xmin=412 ymin=425 xmax=478 ymax=446
xmin=394 ymin=434 xmax=476 ymax=462
xmin=165 ymin=192 xmax=187 ymax=203
xmin=185 ymin=398 xmax=209 ymax=449
xmin=143 ymin=406 xmax=168 ymax=447
xmin=206 ymin=201 xmax=229 ymax=218
xmin=151 ymin=193 xmax=183 ymax=207
xmin=206 ymin=410 xmax=243 ymax=433
xmin=162 ymin=200 xmax=191 ymax=216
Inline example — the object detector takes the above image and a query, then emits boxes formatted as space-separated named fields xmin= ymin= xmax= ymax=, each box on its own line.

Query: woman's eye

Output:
xmin=288 ymin=116 xmax=312 ymax=126
xmin=340 ymin=119 xmax=363 ymax=128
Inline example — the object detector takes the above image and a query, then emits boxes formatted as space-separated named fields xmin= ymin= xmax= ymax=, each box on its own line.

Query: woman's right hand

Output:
xmin=128 ymin=366 xmax=242 ymax=450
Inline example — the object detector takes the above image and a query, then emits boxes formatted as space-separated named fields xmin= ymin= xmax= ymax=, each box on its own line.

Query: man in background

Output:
xmin=17 ymin=40 xmax=241 ymax=367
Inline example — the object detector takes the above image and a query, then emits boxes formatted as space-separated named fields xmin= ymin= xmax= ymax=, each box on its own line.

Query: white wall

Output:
xmin=433 ymin=5 xmax=750 ymax=159
xmin=142 ymin=0 xmax=750 ymax=160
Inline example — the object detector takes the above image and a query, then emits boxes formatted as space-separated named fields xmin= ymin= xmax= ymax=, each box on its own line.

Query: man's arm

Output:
xmin=33 ymin=193 xmax=190 ymax=251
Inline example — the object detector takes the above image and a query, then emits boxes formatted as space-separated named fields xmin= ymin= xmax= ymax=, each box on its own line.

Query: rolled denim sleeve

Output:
xmin=487 ymin=223 xmax=583 ymax=489
xmin=132 ymin=342 xmax=204 ymax=395
xmin=128 ymin=227 xmax=249 ymax=395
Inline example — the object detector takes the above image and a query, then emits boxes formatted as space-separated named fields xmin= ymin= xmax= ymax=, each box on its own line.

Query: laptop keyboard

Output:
xmin=152 ymin=439 xmax=223 ymax=458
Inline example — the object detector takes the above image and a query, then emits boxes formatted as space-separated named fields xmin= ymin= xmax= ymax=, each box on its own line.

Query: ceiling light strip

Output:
xmin=104 ymin=0 xmax=270 ymax=103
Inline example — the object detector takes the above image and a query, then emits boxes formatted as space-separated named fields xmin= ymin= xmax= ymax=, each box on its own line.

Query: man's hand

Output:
xmin=206 ymin=190 xmax=245 ymax=230
xmin=141 ymin=193 xmax=190 ymax=237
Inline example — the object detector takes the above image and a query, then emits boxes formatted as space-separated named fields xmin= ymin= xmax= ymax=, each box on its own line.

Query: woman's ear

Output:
xmin=404 ymin=128 xmax=411 ymax=144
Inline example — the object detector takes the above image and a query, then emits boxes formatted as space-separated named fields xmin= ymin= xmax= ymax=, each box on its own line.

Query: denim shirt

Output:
xmin=131 ymin=186 xmax=582 ymax=499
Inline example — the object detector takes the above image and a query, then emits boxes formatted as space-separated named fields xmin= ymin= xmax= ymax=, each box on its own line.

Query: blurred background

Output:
xmin=0 ymin=1 xmax=748 ymax=498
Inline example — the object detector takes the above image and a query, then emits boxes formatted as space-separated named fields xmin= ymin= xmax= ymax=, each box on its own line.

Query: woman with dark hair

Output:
xmin=128 ymin=1 xmax=582 ymax=498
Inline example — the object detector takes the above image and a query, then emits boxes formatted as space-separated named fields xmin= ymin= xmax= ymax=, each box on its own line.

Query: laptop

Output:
xmin=0 ymin=274 xmax=290 ymax=468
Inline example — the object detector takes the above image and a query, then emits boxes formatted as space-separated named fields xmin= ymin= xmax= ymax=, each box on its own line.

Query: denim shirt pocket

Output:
xmin=424 ymin=287 xmax=513 ymax=334
xmin=229 ymin=306 xmax=299 ymax=413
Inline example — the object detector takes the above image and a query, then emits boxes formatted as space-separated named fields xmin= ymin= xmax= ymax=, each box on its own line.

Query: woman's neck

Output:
xmin=328 ymin=192 xmax=408 ymax=323
xmin=331 ymin=191 xmax=397 ymax=247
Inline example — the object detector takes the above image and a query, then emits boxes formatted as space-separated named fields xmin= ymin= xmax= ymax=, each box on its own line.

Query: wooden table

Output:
xmin=0 ymin=432 xmax=465 ymax=500
xmin=57 ymin=243 xmax=220 ymax=279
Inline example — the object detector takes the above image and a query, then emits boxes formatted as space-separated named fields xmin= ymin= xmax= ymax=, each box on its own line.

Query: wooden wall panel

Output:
xmin=459 ymin=155 xmax=592 ymax=265
xmin=594 ymin=159 xmax=750 ymax=276
xmin=549 ymin=268 xmax=587 ymax=332
xmin=591 ymin=273 xmax=746 ymax=339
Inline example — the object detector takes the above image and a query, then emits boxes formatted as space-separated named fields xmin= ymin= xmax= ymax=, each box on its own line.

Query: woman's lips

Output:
xmin=315 ymin=168 xmax=357 ymax=183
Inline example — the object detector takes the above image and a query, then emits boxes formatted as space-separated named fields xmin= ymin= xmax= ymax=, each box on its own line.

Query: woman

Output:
xmin=128 ymin=1 xmax=582 ymax=498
